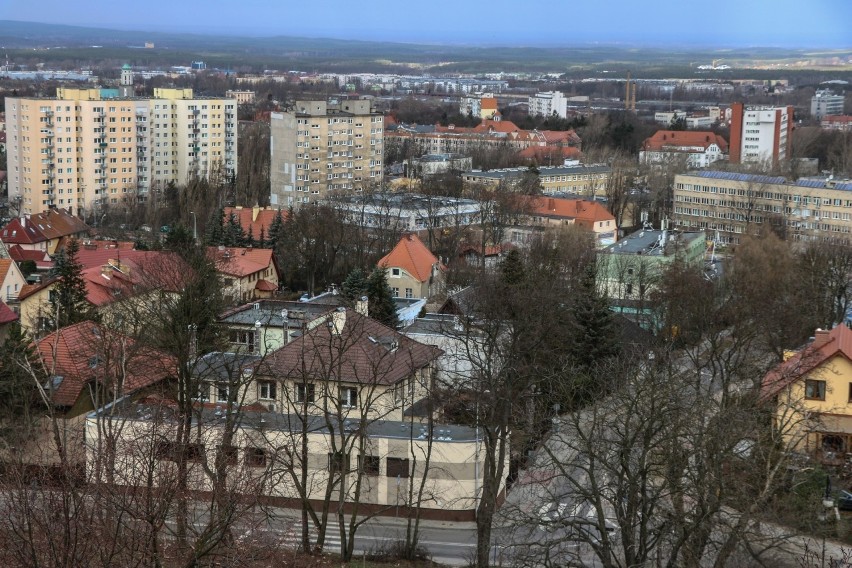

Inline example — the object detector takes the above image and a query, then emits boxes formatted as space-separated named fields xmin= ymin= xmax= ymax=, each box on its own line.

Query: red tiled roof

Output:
xmin=73 ymin=251 xmax=188 ymax=307
xmin=0 ymin=301 xmax=18 ymax=325
xmin=538 ymin=130 xmax=582 ymax=145
xmin=263 ymin=308 xmax=441 ymax=386
xmin=525 ymin=196 xmax=615 ymax=225
xmin=255 ymin=279 xmax=277 ymax=292
xmin=459 ymin=242 xmax=514 ymax=257
xmin=0 ymin=259 xmax=14 ymax=285
xmin=18 ymin=278 xmax=57 ymax=302
xmin=481 ymin=97 xmax=498 ymax=110
xmin=223 ymin=206 xmax=286 ymax=241
xmin=517 ymin=146 xmax=582 ymax=162
xmin=761 ymin=325 xmax=852 ymax=401
xmin=823 ymin=115 xmax=852 ymax=124
xmin=34 ymin=322 xmax=177 ymax=408
xmin=642 ymin=130 xmax=728 ymax=153
xmin=0 ymin=209 xmax=88 ymax=245
xmin=8 ymin=244 xmax=51 ymax=264
xmin=208 ymin=247 xmax=276 ymax=278
xmin=378 ymin=234 xmax=439 ymax=283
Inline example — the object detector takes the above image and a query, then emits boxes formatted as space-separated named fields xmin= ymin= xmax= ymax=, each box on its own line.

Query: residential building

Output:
xmin=0 ymin=301 xmax=18 ymax=345
xmin=222 ymin=205 xmax=286 ymax=243
xmin=225 ymin=90 xmax=256 ymax=105
xmin=598 ymin=227 xmax=705 ymax=319
xmin=217 ymin=299 xmax=335 ymax=355
xmin=208 ymin=246 xmax=280 ymax=304
xmin=761 ymin=324 xmax=852 ymax=463
xmin=0 ymin=208 xmax=89 ymax=254
xmin=86 ymin=308 xmax=501 ymax=519
xmin=673 ymin=171 xmax=852 ymax=245
xmin=811 ymin=90 xmax=845 ymax=120
xmin=529 ymin=91 xmax=568 ymax=118
xmin=822 ymin=115 xmax=852 ymax=132
xmin=0 ymin=257 xmax=26 ymax=307
xmin=25 ymin=321 xmax=176 ymax=466
xmin=522 ymin=196 xmax=618 ymax=247
xmin=378 ymin=233 xmax=443 ymax=300
xmin=269 ymin=99 xmax=384 ymax=207
xmin=462 ymin=164 xmax=611 ymax=196
xmin=408 ymin=153 xmax=472 ymax=177
xmin=386 ymin=120 xmax=581 ymax=158
xmin=640 ymin=130 xmax=728 ymax=168
xmin=4 ymin=81 xmax=237 ymax=216
xmin=728 ymin=102 xmax=793 ymax=164
xmin=332 ymin=192 xmax=481 ymax=234
xmin=460 ymin=93 xmax=499 ymax=120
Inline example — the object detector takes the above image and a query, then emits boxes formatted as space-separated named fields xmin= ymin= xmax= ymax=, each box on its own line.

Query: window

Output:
xmin=848 ymin=382 xmax=852 ymax=403
xmin=229 ymin=329 xmax=256 ymax=352
xmin=392 ymin=287 xmax=399 ymax=297
xmin=328 ymin=451 xmax=349 ymax=475
xmin=296 ymin=383 xmax=315 ymax=403
xmin=391 ymin=268 xmax=401 ymax=277
xmin=245 ymin=447 xmax=267 ymax=467
xmin=805 ymin=379 xmax=826 ymax=401
xmin=405 ymin=288 xmax=413 ymax=299
xmin=216 ymin=385 xmax=230 ymax=403
xmin=340 ymin=387 xmax=358 ymax=407
xmin=386 ymin=457 xmax=410 ymax=479
xmin=258 ymin=381 xmax=277 ymax=401
xmin=360 ymin=455 xmax=380 ymax=476
xmin=219 ymin=445 xmax=239 ymax=465
xmin=195 ymin=384 xmax=210 ymax=402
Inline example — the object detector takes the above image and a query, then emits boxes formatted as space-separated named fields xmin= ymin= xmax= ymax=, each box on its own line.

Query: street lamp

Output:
xmin=190 ymin=211 xmax=197 ymax=243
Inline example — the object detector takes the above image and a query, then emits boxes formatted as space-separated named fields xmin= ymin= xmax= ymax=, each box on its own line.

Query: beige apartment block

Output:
xmin=5 ymin=86 xmax=237 ymax=217
xmin=270 ymin=99 xmax=383 ymax=207
xmin=673 ymin=171 xmax=852 ymax=245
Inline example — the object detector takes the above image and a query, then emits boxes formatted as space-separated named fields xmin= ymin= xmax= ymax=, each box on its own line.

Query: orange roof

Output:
xmin=481 ymin=97 xmax=498 ymax=110
xmin=378 ymin=234 xmax=439 ymax=283
xmin=517 ymin=146 xmax=582 ymax=162
xmin=0 ymin=259 xmax=13 ymax=284
xmin=526 ymin=197 xmax=615 ymax=225
xmin=642 ymin=130 xmax=728 ymax=153
xmin=761 ymin=325 xmax=852 ymax=401
xmin=208 ymin=247 xmax=277 ymax=278
xmin=224 ymin=206 xmax=287 ymax=241
xmin=34 ymin=321 xmax=177 ymax=408
xmin=823 ymin=115 xmax=852 ymax=124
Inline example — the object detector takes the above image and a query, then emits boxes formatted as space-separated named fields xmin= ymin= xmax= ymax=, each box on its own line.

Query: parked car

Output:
xmin=835 ymin=490 xmax=852 ymax=511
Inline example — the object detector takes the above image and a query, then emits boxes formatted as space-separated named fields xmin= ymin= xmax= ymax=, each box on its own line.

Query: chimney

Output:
xmin=331 ymin=307 xmax=347 ymax=336
xmin=812 ymin=328 xmax=832 ymax=349
xmin=356 ymin=295 xmax=369 ymax=316
xmin=252 ymin=205 xmax=261 ymax=223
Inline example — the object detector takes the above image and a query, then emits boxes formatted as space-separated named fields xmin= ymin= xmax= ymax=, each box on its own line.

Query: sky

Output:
xmin=2 ymin=0 xmax=851 ymax=48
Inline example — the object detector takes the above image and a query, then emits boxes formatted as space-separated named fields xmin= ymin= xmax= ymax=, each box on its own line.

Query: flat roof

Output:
xmin=604 ymin=229 xmax=704 ymax=257
xmin=464 ymin=164 xmax=611 ymax=179
xmin=219 ymin=300 xmax=332 ymax=328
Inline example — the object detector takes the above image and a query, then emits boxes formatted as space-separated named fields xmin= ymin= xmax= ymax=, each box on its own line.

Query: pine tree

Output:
xmin=267 ymin=209 xmax=285 ymax=249
xmin=500 ymin=249 xmax=525 ymax=287
xmin=51 ymin=238 xmax=92 ymax=328
xmin=245 ymin=226 xmax=255 ymax=248
xmin=569 ymin=263 xmax=619 ymax=373
xmin=205 ymin=207 xmax=226 ymax=245
xmin=342 ymin=268 xmax=369 ymax=305
xmin=224 ymin=213 xmax=245 ymax=247
xmin=366 ymin=267 xmax=399 ymax=328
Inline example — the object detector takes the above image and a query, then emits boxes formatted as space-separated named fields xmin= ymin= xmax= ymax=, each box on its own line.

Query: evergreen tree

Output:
xmin=51 ymin=238 xmax=92 ymax=327
xmin=245 ymin=226 xmax=255 ymax=248
xmin=500 ymin=249 xmax=526 ymax=287
xmin=569 ymin=263 xmax=619 ymax=374
xmin=223 ymin=213 xmax=245 ymax=247
xmin=205 ymin=207 xmax=226 ymax=245
xmin=267 ymin=209 xmax=285 ymax=249
xmin=258 ymin=227 xmax=267 ymax=249
xmin=342 ymin=268 xmax=369 ymax=305
xmin=164 ymin=224 xmax=195 ymax=252
xmin=0 ymin=323 xmax=41 ymax=443
xmin=366 ymin=267 xmax=399 ymax=328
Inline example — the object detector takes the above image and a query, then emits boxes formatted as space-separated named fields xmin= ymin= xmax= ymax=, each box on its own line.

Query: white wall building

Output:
xmin=528 ymin=91 xmax=568 ymax=118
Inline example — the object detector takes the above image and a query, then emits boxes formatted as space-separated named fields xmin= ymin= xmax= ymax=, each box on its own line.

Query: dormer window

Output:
xmin=391 ymin=268 xmax=400 ymax=277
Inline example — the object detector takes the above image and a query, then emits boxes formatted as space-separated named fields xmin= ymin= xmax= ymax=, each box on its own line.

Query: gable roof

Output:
xmin=481 ymin=97 xmax=498 ymax=110
xmin=208 ymin=246 xmax=276 ymax=278
xmin=378 ymin=233 xmax=439 ymax=283
xmin=761 ymin=325 xmax=852 ymax=401
xmin=34 ymin=321 xmax=177 ymax=408
xmin=0 ymin=259 xmax=15 ymax=284
xmin=517 ymin=145 xmax=582 ymax=162
xmin=0 ymin=209 xmax=89 ymax=245
xmin=263 ymin=308 xmax=441 ymax=386
xmin=525 ymin=196 xmax=615 ymax=225
xmin=642 ymin=130 xmax=729 ymax=153
xmin=0 ymin=301 xmax=18 ymax=325
xmin=8 ymin=244 xmax=52 ymax=266
xmin=223 ymin=206 xmax=286 ymax=241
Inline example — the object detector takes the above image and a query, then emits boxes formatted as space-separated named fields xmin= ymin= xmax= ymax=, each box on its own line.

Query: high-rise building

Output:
xmin=528 ymin=91 xmax=568 ymax=119
xmin=811 ymin=90 xmax=845 ymax=120
xmin=728 ymin=102 xmax=793 ymax=165
xmin=269 ymin=99 xmax=383 ymax=207
xmin=5 ymin=79 xmax=237 ymax=217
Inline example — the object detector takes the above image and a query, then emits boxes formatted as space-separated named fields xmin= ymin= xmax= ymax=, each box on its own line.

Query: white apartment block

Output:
xmin=729 ymin=103 xmax=793 ymax=165
xmin=270 ymin=99 xmax=383 ymax=207
xmin=811 ymin=90 xmax=845 ymax=120
xmin=5 ymin=86 xmax=237 ymax=216
xmin=528 ymin=91 xmax=568 ymax=119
